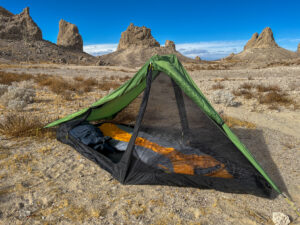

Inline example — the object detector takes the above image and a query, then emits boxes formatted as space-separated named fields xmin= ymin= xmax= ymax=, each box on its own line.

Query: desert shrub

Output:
xmin=212 ymin=90 xmax=240 ymax=107
xmin=211 ymin=83 xmax=224 ymax=90
xmin=83 ymin=77 xmax=98 ymax=86
xmin=0 ymin=113 xmax=56 ymax=139
xmin=240 ymin=83 xmax=254 ymax=90
xmin=222 ymin=115 xmax=256 ymax=129
xmin=36 ymin=75 xmax=78 ymax=100
xmin=256 ymin=84 xmax=281 ymax=93
xmin=0 ymin=80 xmax=36 ymax=111
xmin=99 ymin=80 xmax=121 ymax=91
xmin=232 ymin=89 xmax=254 ymax=99
xmin=73 ymin=76 xmax=85 ymax=82
xmin=37 ymin=76 xmax=76 ymax=94
xmin=258 ymin=91 xmax=293 ymax=105
xmin=0 ymin=71 xmax=34 ymax=85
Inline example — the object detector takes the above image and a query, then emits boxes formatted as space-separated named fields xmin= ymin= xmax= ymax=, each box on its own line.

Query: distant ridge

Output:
xmin=225 ymin=27 xmax=299 ymax=63
xmin=98 ymin=23 xmax=194 ymax=67
xmin=0 ymin=6 xmax=96 ymax=65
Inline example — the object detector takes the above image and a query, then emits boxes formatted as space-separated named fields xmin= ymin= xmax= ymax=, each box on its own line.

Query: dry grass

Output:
xmin=0 ymin=71 xmax=124 ymax=101
xmin=256 ymin=84 xmax=281 ymax=93
xmin=83 ymin=77 xmax=98 ymax=86
xmin=37 ymin=75 xmax=76 ymax=94
xmin=119 ymin=75 xmax=131 ymax=83
xmin=240 ymin=83 xmax=254 ymax=90
xmin=37 ymin=74 xmax=122 ymax=96
xmin=73 ymin=76 xmax=85 ymax=82
xmin=232 ymin=82 xmax=298 ymax=109
xmin=0 ymin=71 xmax=34 ymax=85
xmin=0 ymin=113 xmax=56 ymax=139
xmin=258 ymin=91 xmax=294 ymax=106
xmin=100 ymin=80 xmax=121 ymax=91
xmin=232 ymin=89 xmax=255 ymax=99
xmin=211 ymin=83 xmax=224 ymax=90
xmin=185 ymin=63 xmax=229 ymax=71
xmin=222 ymin=115 xmax=256 ymax=129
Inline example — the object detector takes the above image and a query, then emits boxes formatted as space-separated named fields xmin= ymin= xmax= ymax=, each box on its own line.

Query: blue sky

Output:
xmin=1 ymin=0 xmax=300 ymax=59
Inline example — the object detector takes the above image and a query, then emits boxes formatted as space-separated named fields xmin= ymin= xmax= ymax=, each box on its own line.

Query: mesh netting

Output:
xmin=130 ymin=73 xmax=260 ymax=179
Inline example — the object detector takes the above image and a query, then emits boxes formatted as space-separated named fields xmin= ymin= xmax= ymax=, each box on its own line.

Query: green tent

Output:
xmin=47 ymin=54 xmax=280 ymax=197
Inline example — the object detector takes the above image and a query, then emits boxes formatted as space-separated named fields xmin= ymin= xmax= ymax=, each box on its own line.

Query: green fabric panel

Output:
xmin=45 ymin=61 xmax=151 ymax=128
xmin=86 ymin=77 xmax=147 ymax=121
xmin=222 ymin=124 xmax=281 ymax=193
xmin=91 ymin=60 xmax=151 ymax=107
xmin=45 ymin=108 xmax=89 ymax=128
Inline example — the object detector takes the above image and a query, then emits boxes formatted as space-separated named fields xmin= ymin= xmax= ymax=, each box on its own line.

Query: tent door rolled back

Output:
xmin=46 ymin=54 xmax=281 ymax=198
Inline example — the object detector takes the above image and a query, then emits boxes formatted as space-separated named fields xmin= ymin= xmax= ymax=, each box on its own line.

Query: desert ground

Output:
xmin=0 ymin=63 xmax=299 ymax=225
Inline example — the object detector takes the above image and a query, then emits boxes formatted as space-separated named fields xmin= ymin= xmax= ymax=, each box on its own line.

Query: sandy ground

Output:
xmin=0 ymin=63 xmax=300 ymax=225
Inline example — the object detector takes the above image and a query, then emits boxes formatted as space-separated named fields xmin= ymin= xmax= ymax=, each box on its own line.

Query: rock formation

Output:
xmin=223 ymin=27 xmax=298 ymax=64
xmin=117 ymin=23 xmax=160 ymax=50
xmin=244 ymin=27 xmax=278 ymax=50
xmin=0 ymin=7 xmax=42 ymax=40
xmin=195 ymin=56 xmax=201 ymax=61
xmin=165 ymin=40 xmax=176 ymax=50
xmin=297 ymin=43 xmax=300 ymax=53
xmin=244 ymin=32 xmax=258 ymax=50
xmin=57 ymin=19 xmax=83 ymax=51
xmin=98 ymin=23 xmax=194 ymax=67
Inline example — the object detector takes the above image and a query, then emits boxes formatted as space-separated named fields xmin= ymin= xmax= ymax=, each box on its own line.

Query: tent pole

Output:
xmin=171 ymin=79 xmax=190 ymax=145
xmin=119 ymin=64 xmax=153 ymax=183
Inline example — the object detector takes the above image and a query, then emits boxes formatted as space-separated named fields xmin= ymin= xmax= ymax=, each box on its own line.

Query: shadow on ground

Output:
xmin=232 ymin=127 xmax=288 ymax=197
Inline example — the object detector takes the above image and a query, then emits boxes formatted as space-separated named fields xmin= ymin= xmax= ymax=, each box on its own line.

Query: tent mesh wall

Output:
xmin=122 ymin=73 xmax=272 ymax=196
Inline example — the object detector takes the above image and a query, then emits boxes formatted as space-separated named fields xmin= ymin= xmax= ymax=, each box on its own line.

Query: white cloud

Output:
xmin=83 ymin=38 xmax=299 ymax=60
xmin=83 ymin=44 xmax=118 ymax=56
xmin=175 ymin=40 xmax=246 ymax=60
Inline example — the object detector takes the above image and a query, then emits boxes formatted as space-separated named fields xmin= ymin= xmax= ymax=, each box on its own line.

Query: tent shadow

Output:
xmin=231 ymin=127 xmax=289 ymax=197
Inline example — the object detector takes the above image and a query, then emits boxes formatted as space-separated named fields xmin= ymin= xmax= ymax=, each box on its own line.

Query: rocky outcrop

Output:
xmin=297 ymin=43 xmax=300 ymax=53
xmin=0 ymin=7 xmax=42 ymax=41
xmin=244 ymin=27 xmax=278 ymax=50
xmin=223 ymin=27 xmax=299 ymax=64
xmin=195 ymin=56 xmax=201 ymax=61
xmin=165 ymin=40 xmax=175 ymax=50
xmin=117 ymin=23 xmax=160 ymax=50
xmin=244 ymin=32 xmax=258 ymax=50
xmin=57 ymin=19 xmax=83 ymax=51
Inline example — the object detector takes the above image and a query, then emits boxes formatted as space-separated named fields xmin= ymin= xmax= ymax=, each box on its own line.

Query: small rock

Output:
xmin=272 ymin=212 xmax=290 ymax=225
